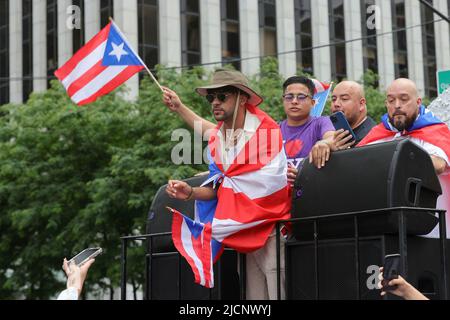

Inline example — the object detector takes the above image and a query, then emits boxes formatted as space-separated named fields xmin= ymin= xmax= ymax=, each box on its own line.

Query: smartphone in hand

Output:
xmin=330 ymin=111 xmax=357 ymax=143
xmin=382 ymin=254 xmax=400 ymax=291
xmin=68 ymin=247 xmax=102 ymax=267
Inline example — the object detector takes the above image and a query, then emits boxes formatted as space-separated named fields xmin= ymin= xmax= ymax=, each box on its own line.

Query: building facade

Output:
xmin=1 ymin=0 xmax=450 ymax=106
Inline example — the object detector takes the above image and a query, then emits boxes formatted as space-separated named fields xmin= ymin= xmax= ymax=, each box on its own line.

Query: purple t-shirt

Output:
xmin=280 ymin=116 xmax=334 ymax=168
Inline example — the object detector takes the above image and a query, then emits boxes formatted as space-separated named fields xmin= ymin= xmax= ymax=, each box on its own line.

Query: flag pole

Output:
xmin=108 ymin=17 xmax=164 ymax=93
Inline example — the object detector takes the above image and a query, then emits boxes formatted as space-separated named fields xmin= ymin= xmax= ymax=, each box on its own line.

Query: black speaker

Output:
xmin=150 ymin=249 xmax=240 ymax=300
xmin=292 ymin=139 xmax=441 ymax=239
xmin=147 ymin=175 xmax=209 ymax=252
xmin=286 ymin=235 xmax=450 ymax=300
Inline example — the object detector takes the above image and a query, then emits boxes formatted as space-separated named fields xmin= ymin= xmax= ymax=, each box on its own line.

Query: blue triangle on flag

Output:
xmin=184 ymin=216 xmax=204 ymax=239
xmin=102 ymin=23 xmax=143 ymax=67
xmin=310 ymin=88 xmax=331 ymax=117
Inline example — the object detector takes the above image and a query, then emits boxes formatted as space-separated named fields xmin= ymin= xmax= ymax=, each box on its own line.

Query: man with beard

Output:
xmin=358 ymin=79 xmax=450 ymax=238
xmin=358 ymin=78 xmax=450 ymax=175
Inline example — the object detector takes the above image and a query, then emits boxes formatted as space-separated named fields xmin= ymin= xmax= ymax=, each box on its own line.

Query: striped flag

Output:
xmin=55 ymin=21 xmax=144 ymax=106
xmin=310 ymin=79 xmax=332 ymax=117
xmin=170 ymin=104 xmax=292 ymax=288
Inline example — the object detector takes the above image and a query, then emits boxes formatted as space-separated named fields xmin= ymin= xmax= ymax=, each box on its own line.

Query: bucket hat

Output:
xmin=195 ymin=69 xmax=263 ymax=106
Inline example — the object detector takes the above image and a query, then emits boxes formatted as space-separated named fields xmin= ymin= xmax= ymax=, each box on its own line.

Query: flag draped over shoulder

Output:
xmin=171 ymin=104 xmax=291 ymax=288
xmin=357 ymin=106 xmax=450 ymax=158
xmin=310 ymin=79 xmax=332 ymax=117
xmin=55 ymin=21 xmax=144 ymax=106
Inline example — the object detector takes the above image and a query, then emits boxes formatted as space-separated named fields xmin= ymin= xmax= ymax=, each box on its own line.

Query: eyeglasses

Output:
xmin=205 ymin=92 xmax=233 ymax=103
xmin=282 ymin=93 xmax=311 ymax=102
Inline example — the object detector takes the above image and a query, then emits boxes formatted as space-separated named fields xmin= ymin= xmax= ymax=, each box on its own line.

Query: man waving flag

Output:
xmin=55 ymin=20 xmax=160 ymax=106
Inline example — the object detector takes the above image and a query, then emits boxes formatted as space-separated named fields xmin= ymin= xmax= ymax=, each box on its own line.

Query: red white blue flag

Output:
xmin=170 ymin=104 xmax=291 ymax=288
xmin=310 ymin=79 xmax=332 ymax=117
xmin=55 ymin=21 xmax=144 ymax=106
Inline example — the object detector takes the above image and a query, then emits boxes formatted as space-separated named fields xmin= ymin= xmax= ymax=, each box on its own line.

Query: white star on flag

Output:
xmin=109 ymin=42 xmax=128 ymax=62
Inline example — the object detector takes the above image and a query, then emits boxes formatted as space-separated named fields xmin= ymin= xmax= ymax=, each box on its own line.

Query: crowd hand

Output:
xmin=287 ymin=165 xmax=298 ymax=186
xmin=309 ymin=140 xmax=331 ymax=169
xmin=62 ymin=258 xmax=95 ymax=296
xmin=166 ymin=180 xmax=192 ymax=200
xmin=162 ymin=86 xmax=182 ymax=112
xmin=377 ymin=267 xmax=427 ymax=300
xmin=333 ymin=129 xmax=355 ymax=151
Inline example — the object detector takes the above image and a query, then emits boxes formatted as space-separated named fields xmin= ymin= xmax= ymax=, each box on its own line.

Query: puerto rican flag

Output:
xmin=310 ymin=79 xmax=332 ymax=117
xmin=55 ymin=21 xmax=144 ymax=106
xmin=170 ymin=104 xmax=292 ymax=288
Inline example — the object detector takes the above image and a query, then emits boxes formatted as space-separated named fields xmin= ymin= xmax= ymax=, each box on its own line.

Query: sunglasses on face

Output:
xmin=205 ymin=92 xmax=234 ymax=103
xmin=282 ymin=93 xmax=311 ymax=102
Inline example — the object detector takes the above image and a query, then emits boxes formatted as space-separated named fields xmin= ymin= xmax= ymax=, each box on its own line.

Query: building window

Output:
xmin=391 ymin=0 xmax=408 ymax=78
xmin=421 ymin=0 xmax=437 ymax=98
xmin=47 ymin=0 xmax=58 ymax=88
xmin=100 ymin=0 xmax=113 ymax=28
xmin=72 ymin=0 xmax=85 ymax=53
xmin=138 ymin=0 xmax=159 ymax=75
xmin=0 ymin=0 xmax=9 ymax=105
xmin=221 ymin=0 xmax=240 ymax=70
xmin=294 ymin=0 xmax=313 ymax=75
xmin=181 ymin=0 xmax=201 ymax=67
xmin=360 ymin=0 xmax=378 ymax=79
xmin=329 ymin=0 xmax=346 ymax=81
xmin=259 ymin=0 xmax=277 ymax=58
xmin=23 ymin=0 xmax=33 ymax=102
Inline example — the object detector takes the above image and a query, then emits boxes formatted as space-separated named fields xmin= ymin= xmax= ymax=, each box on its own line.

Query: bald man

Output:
xmin=358 ymin=78 xmax=450 ymax=175
xmin=331 ymin=81 xmax=376 ymax=145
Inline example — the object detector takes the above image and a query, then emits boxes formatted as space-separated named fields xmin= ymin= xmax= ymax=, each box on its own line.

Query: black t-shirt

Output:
xmin=353 ymin=116 xmax=377 ymax=146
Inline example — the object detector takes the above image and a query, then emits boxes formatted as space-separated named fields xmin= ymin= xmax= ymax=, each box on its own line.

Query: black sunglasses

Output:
xmin=205 ymin=92 xmax=233 ymax=103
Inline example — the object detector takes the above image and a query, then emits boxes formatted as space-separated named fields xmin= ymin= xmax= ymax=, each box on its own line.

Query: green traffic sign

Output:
xmin=437 ymin=69 xmax=450 ymax=95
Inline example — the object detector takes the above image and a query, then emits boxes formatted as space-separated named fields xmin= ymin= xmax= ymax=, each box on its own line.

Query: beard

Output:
xmin=389 ymin=111 xmax=417 ymax=132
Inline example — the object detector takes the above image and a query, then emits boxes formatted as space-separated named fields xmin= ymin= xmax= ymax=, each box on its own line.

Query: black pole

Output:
xmin=418 ymin=0 xmax=450 ymax=24
xmin=438 ymin=211 xmax=448 ymax=299
xmin=276 ymin=223 xmax=281 ymax=300
xmin=121 ymin=238 xmax=128 ymax=300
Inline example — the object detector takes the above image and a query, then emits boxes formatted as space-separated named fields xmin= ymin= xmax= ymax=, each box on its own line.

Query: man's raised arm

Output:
xmin=162 ymin=87 xmax=216 ymax=138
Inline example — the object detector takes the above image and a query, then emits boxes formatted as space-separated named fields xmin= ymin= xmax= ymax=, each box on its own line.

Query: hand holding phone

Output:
xmin=68 ymin=247 xmax=102 ymax=267
xmin=330 ymin=111 xmax=357 ymax=144
xmin=382 ymin=254 xmax=400 ymax=291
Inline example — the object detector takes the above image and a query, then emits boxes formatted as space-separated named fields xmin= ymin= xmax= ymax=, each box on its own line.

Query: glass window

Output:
xmin=100 ymin=0 xmax=114 ymax=28
xmin=259 ymin=0 xmax=277 ymax=59
xmin=421 ymin=0 xmax=437 ymax=98
xmin=0 ymin=0 xmax=8 ymax=105
xmin=391 ymin=0 xmax=408 ymax=78
xmin=72 ymin=0 xmax=85 ymax=53
xmin=329 ymin=0 xmax=346 ymax=81
xmin=47 ymin=0 xmax=58 ymax=88
xmin=221 ymin=0 xmax=240 ymax=70
xmin=294 ymin=0 xmax=313 ymax=74
xmin=360 ymin=0 xmax=378 ymax=82
xmin=138 ymin=0 xmax=159 ymax=78
xmin=181 ymin=0 xmax=201 ymax=67
xmin=23 ymin=0 xmax=33 ymax=102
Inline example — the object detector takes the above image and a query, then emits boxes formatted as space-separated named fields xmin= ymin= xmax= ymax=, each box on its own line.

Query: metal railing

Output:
xmin=121 ymin=206 xmax=448 ymax=300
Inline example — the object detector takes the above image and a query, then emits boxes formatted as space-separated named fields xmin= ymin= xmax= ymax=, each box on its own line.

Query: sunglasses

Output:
xmin=205 ymin=92 xmax=233 ymax=103
xmin=282 ymin=93 xmax=311 ymax=102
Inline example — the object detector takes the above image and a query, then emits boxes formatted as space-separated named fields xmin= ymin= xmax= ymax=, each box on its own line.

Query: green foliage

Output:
xmin=0 ymin=59 xmax=392 ymax=299
xmin=362 ymin=70 xmax=386 ymax=123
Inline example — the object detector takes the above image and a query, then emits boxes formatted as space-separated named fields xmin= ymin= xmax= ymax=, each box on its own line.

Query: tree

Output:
xmin=0 ymin=58 xmax=402 ymax=299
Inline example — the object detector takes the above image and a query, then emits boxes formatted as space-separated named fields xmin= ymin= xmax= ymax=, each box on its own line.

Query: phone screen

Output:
xmin=70 ymin=248 xmax=102 ymax=266
xmin=330 ymin=111 xmax=356 ymax=142
xmin=382 ymin=254 xmax=400 ymax=290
